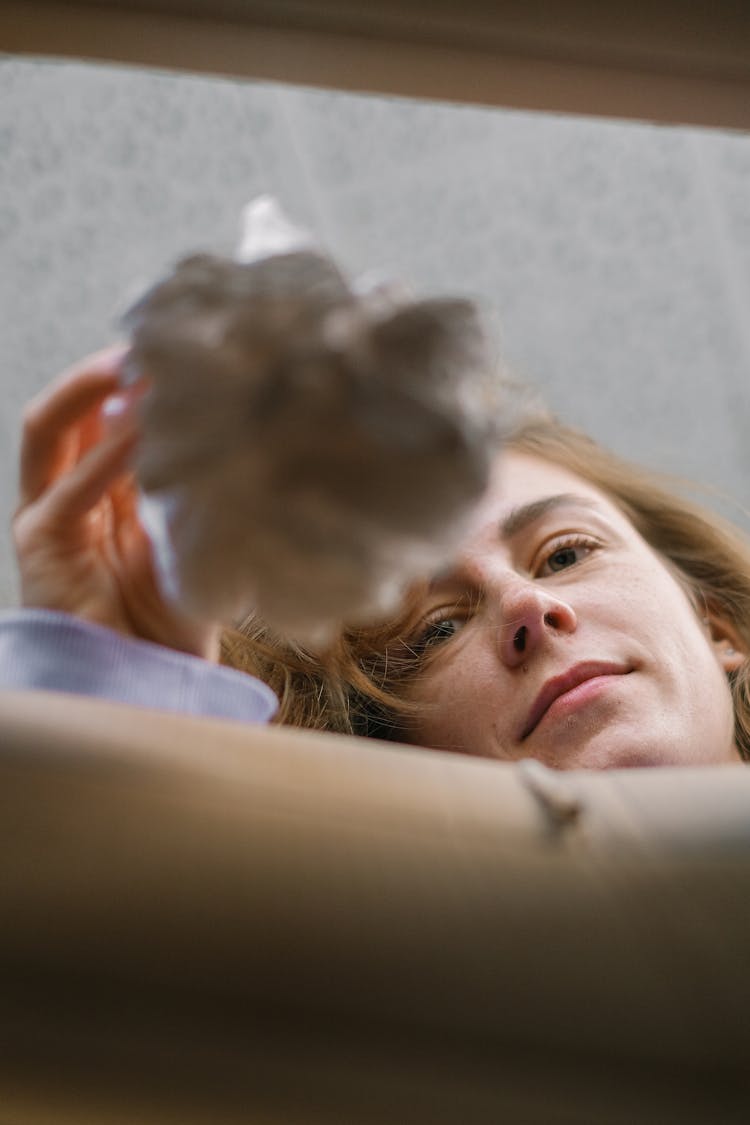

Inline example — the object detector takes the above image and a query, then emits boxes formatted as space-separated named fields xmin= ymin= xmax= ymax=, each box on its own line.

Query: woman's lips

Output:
xmin=520 ymin=662 xmax=632 ymax=741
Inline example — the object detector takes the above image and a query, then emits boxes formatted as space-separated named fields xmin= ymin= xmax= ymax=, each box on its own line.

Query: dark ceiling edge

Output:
xmin=2 ymin=0 xmax=749 ymax=130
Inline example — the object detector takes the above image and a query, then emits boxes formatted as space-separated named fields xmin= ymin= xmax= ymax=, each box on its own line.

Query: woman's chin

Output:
xmin=535 ymin=737 xmax=740 ymax=772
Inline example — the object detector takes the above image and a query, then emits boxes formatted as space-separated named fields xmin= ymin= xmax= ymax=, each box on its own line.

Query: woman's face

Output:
xmin=406 ymin=452 xmax=744 ymax=769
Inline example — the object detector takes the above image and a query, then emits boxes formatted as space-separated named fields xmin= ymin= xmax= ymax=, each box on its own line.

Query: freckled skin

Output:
xmin=406 ymin=453 xmax=743 ymax=770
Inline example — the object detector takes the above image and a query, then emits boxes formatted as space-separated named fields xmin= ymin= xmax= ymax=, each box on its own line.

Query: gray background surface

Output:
xmin=1 ymin=55 xmax=749 ymax=607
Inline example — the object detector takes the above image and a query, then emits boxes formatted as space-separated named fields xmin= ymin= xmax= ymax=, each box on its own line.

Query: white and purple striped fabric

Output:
xmin=0 ymin=609 xmax=278 ymax=724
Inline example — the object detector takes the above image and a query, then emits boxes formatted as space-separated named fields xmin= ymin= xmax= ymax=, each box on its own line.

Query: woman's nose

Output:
xmin=496 ymin=580 xmax=578 ymax=668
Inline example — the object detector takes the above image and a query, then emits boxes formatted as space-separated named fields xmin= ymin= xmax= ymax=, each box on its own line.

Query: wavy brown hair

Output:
xmin=221 ymin=416 xmax=750 ymax=759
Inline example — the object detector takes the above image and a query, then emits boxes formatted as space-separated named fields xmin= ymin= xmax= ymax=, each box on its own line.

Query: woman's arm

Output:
xmin=3 ymin=348 xmax=277 ymax=721
xmin=12 ymin=346 xmax=218 ymax=657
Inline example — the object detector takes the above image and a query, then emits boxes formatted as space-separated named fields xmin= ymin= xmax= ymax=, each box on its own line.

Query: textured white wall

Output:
xmin=1 ymin=56 xmax=749 ymax=607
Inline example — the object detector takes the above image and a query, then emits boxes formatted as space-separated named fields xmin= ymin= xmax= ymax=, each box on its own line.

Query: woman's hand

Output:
xmin=12 ymin=347 xmax=221 ymax=661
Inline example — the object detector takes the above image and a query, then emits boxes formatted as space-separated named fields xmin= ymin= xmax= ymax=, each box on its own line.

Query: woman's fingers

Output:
xmin=18 ymin=345 xmax=128 ymax=508
xmin=28 ymin=421 xmax=139 ymax=533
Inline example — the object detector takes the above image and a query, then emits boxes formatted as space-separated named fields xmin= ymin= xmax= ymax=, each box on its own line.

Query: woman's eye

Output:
xmin=538 ymin=539 xmax=597 ymax=576
xmin=420 ymin=617 xmax=465 ymax=648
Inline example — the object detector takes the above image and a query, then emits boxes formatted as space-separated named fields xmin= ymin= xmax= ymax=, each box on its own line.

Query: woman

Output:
xmin=4 ymin=348 xmax=750 ymax=768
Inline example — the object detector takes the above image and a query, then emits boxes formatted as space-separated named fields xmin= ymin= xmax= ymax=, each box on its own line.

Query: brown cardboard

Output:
xmin=1 ymin=689 xmax=749 ymax=1122
xmin=2 ymin=0 xmax=749 ymax=129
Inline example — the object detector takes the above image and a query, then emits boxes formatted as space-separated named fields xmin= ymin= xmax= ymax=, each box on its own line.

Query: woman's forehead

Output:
xmin=487 ymin=450 xmax=614 ymax=519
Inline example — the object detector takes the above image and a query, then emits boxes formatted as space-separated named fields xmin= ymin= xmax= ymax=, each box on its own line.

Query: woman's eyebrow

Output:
xmin=427 ymin=494 xmax=602 ymax=593
xmin=500 ymin=493 xmax=600 ymax=540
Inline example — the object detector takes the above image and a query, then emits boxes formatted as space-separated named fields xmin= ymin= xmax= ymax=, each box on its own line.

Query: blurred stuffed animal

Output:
xmin=122 ymin=197 xmax=507 ymax=642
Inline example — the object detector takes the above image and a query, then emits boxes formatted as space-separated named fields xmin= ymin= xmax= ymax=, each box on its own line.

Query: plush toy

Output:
xmin=122 ymin=197 xmax=507 ymax=642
